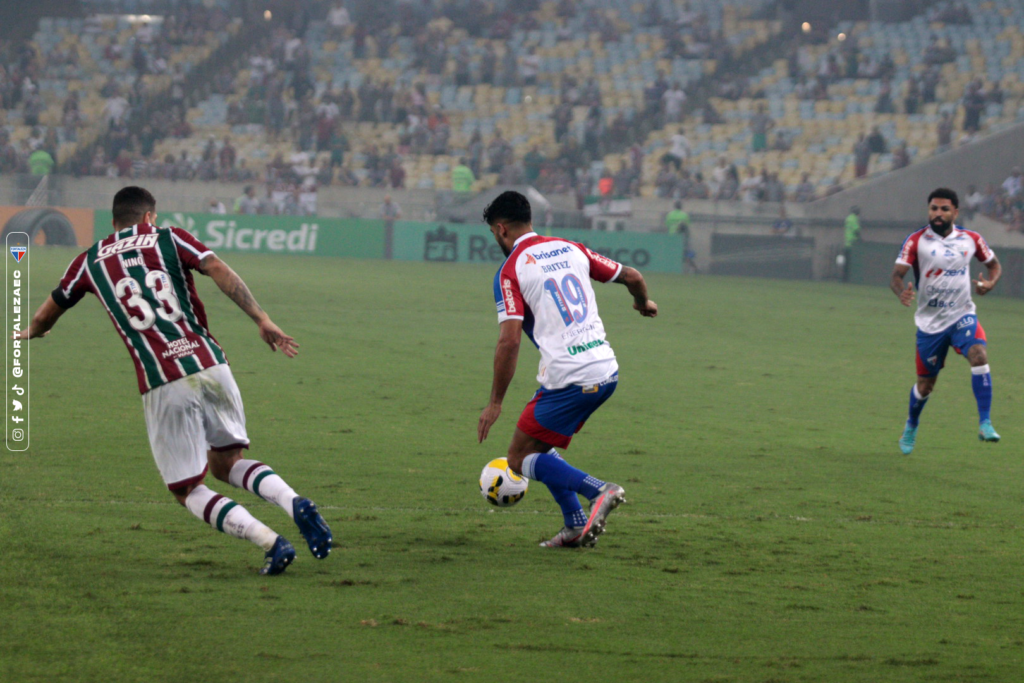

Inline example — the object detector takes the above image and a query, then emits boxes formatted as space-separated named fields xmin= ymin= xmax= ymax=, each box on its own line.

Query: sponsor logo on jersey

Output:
xmin=97 ymin=234 xmax=160 ymax=260
xmin=924 ymin=268 xmax=944 ymax=277
xmin=10 ymin=246 xmax=26 ymax=262
xmin=925 ymin=266 xmax=966 ymax=278
xmin=586 ymin=247 xmax=617 ymax=270
xmin=943 ymin=249 xmax=957 ymax=258
xmin=956 ymin=316 xmax=976 ymax=330
xmin=529 ymin=246 xmax=572 ymax=261
xmin=525 ymin=254 xmax=537 ymax=265
xmin=502 ymin=278 xmax=517 ymax=314
xmin=161 ymin=337 xmax=202 ymax=361
xmin=567 ymin=339 xmax=605 ymax=356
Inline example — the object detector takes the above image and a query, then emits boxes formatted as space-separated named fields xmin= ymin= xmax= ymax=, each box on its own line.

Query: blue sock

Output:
xmin=538 ymin=451 xmax=587 ymax=528
xmin=908 ymin=384 xmax=929 ymax=427
xmin=522 ymin=451 xmax=605 ymax=500
xmin=971 ymin=364 xmax=992 ymax=423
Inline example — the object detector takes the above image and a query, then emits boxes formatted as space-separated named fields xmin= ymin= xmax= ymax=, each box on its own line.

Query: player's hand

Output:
xmin=974 ymin=274 xmax=994 ymax=296
xmin=899 ymin=282 xmax=915 ymax=307
xmin=477 ymin=402 xmax=502 ymax=443
xmin=257 ymin=320 xmax=299 ymax=357
xmin=634 ymin=300 xmax=658 ymax=317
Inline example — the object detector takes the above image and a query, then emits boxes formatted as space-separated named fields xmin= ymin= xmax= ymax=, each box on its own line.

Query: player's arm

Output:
xmin=890 ymin=263 xmax=915 ymax=306
xmin=198 ymin=254 xmax=299 ymax=357
xmin=478 ymin=318 xmax=522 ymax=443
xmin=15 ymin=295 xmax=67 ymax=340
xmin=975 ymin=255 xmax=1001 ymax=296
xmin=614 ymin=266 xmax=658 ymax=317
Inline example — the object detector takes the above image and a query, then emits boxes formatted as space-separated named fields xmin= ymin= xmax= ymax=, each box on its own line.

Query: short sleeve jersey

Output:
xmin=494 ymin=232 xmax=622 ymax=389
xmin=896 ymin=225 xmax=995 ymax=334
xmin=53 ymin=223 xmax=228 ymax=394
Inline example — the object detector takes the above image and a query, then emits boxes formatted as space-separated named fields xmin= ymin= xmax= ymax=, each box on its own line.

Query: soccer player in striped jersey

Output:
xmin=477 ymin=191 xmax=658 ymax=548
xmin=17 ymin=186 xmax=331 ymax=575
xmin=890 ymin=187 xmax=1002 ymax=454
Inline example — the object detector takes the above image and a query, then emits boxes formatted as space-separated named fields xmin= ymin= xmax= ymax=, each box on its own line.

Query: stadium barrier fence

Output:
xmin=91 ymin=212 xmax=687 ymax=274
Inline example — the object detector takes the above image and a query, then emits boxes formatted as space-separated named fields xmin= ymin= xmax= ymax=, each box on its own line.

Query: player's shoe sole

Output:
xmin=978 ymin=420 xmax=1000 ymax=442
xmin=259 ymin=536 xmax=296 ymax=576
xmin=539 ymin=526 xmax=585 ymax=548
xmin=899 ymin=422 xmax=918 ymax=455
xmin=580 ymin=483 xmax=626 ymax=547
xmin=293 ymin=497 xmax=332 ymax=559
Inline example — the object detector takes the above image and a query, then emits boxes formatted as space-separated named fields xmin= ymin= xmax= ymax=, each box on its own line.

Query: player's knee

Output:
xmin=169 ymin=484 xmax=194 ymax=506
xmin=917 ymin=379 xmax=936 ymax=396
xmin=208 ymin=448 xmax=244 ymax=482
xmin=968 ymin=345 xmax=987 ymax=365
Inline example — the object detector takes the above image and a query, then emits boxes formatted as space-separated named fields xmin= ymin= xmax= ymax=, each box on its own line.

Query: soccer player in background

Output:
xmin=890 ymin=187 xmax=1001 ymax=454
xmin=16 ymin=186 xmax=332 ymax=575
xmin=477 ymin=191 xmax=658 ymax=548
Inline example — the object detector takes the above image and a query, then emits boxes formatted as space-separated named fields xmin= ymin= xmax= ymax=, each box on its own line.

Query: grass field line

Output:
xmin=11 ymin=497 xmax=1020 ymax=530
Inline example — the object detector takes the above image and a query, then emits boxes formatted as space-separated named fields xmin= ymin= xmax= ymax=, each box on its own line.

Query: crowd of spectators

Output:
xmin=965 ymin=168 xmax=1024 ymax=232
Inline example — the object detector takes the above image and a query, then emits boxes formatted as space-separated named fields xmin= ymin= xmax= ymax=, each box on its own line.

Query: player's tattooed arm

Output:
xmin=891 ymin=264 xmax=914 ymax=306
xmin=615 ymin=266 xmax=658 ymax=317
xmin=200 ymin=254 xmax=266 ymax=321
xmin=200 ymin=255 xmax=299 ymax=357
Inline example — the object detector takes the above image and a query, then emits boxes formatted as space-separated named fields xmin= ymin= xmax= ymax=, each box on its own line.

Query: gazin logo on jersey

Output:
xmin=10 ymin=247 xmax=26 ymax=263
xmin=96 ymin=234 xmax=160 ymax=260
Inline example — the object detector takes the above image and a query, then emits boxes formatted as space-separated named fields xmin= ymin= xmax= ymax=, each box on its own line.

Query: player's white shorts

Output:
xmin=141 ymin=363 xmax=249 ymax=489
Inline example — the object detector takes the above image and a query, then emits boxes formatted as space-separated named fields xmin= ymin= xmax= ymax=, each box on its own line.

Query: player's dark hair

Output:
xmin=927 ymin=187 xmax=959 ymax=208
xmin=483 ymin=190 xmax=532 ymax=226
xmin=112 ymin=186 xmax=157 ymax=226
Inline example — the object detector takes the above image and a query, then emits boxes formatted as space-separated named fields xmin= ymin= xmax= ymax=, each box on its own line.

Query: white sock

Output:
xmin=228 ymin=459 xmax=299 ymax=519
xmin=184 ymin=484 xmax=278 ymax=550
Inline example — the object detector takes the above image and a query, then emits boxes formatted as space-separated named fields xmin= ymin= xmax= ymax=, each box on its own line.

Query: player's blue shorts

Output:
xmin=916 ymin=314 xmax=987 ymax=377
xmin=517 ymin=373 xmax=618 ymax=448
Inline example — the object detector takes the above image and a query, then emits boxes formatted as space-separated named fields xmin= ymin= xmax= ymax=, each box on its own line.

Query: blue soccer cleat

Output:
xmin=899 ymin=422 xmax=918 ymax=455
xmin=978 ymin=420 xmax=1001 ymax=442
xmin=293 ymin=497 xmax=332 ymax=559
xmin=259 ymin=536 xmax=296 ymax=576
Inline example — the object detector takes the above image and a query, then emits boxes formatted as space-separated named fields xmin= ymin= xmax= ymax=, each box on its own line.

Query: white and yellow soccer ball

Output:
xmin=479 ymin=457 xmax=529 ymax=507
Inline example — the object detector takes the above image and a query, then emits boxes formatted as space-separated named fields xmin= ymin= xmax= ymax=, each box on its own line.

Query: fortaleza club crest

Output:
xmin=10 ymin=246 xmax=26 ymax=263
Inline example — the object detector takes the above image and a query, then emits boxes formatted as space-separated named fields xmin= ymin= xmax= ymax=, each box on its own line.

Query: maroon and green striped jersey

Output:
xmin=52 ymin=223 xmax=228 ymax=394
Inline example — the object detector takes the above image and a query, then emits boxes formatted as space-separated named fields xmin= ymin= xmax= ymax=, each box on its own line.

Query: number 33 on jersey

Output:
xmin=53 ymin=224 xmax=228 ymax=394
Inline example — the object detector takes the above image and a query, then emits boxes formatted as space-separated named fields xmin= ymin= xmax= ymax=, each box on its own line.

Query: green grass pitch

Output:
xmin=2 ymin=247 xmax=1023 ymax=682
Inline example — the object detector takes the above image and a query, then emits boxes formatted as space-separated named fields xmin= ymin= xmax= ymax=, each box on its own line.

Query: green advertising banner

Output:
xmin=391 ymin=222 xmax=685 ymax=273
xmin=94 ymin=211 xmax=386 ymax=259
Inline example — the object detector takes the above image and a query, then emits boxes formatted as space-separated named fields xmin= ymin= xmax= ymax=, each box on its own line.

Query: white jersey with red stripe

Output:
xmin=896 ymin=224 xmax=995 ymax=334
xmin=52 ymin=223 xmax=228 ymax=394
xmin=494 ymin=232 xmax=623 ymax=389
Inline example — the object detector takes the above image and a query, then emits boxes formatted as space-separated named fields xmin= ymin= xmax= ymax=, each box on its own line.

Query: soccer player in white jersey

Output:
xmin=477 ymin=191 xmax=658 ymax=548
xmin=890 ymin=187 xmax=1002 ymax=454
xmin=17 ymin=187 xmax=332 ymax=575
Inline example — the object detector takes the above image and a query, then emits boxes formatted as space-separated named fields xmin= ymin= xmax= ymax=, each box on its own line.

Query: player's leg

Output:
xmin=512 ymin=377 xmax=625 ymax=547
xmin=958 ymin=320 xmax=998 ymax=441
xmin=901 ymin=329 xmax=947 ymax=454
xmin=200 ymin=364 xmax=332 ymax=558
xmin=143 ymin=380 xmax=292 ymax=575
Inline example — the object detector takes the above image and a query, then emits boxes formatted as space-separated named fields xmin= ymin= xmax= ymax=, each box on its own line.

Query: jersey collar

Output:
xmin=513 ymin=231 xmax=538 ymax=247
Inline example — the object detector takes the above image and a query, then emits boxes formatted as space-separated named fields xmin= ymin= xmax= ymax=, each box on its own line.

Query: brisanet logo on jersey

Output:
xmin=6 ymin=231 xmax=29 ymax=451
